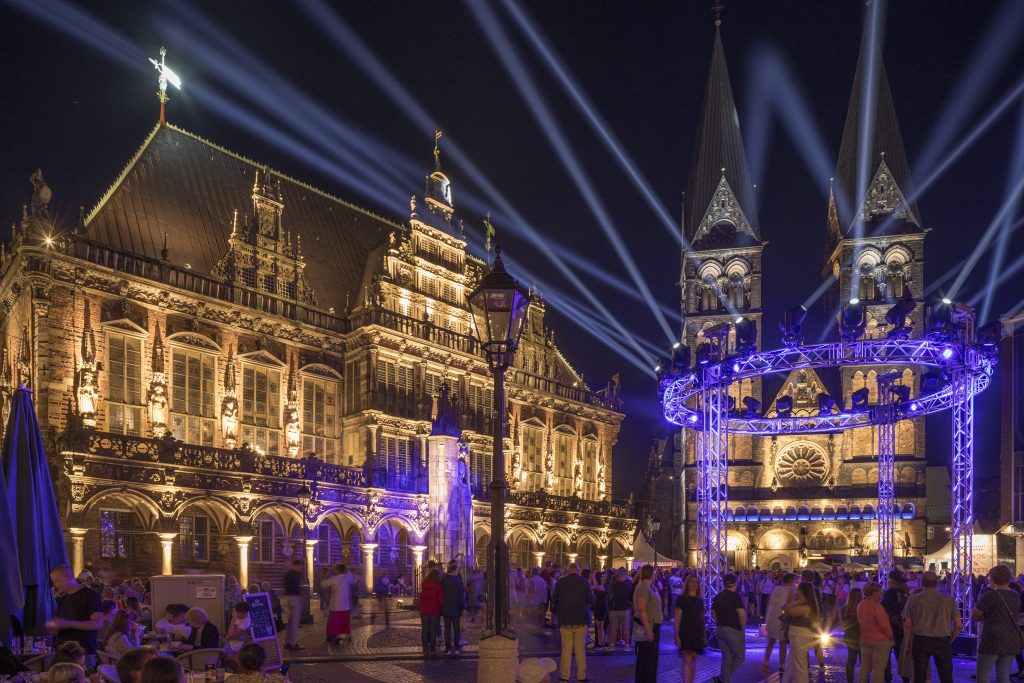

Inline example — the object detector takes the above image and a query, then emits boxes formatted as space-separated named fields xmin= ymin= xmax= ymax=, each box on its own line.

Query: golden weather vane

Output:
xmin=149 ymin=46 xmax=182 ymax=125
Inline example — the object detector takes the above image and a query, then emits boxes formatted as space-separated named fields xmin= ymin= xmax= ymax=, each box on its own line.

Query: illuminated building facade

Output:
xmin=0 ymin=122 xmax=633 ymax=589
xmin=647 ymin=13 xmax=927 ymax=570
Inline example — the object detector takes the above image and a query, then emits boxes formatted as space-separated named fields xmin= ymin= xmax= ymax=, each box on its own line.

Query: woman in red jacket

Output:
xmin=419 ymin=567 xmax=444 ymax=657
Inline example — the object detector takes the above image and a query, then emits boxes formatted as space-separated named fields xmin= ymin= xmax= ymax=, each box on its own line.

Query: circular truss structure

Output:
xmin=662 ymin=338 xmax=993 ymax=434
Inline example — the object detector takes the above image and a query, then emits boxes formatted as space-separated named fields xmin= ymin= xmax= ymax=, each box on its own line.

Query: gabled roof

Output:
xmin=832 ymin=5 xmax=921 ymax=236
xmin=85 ymin=124 xmax=398 ymax=311
xmin=685 ymin=28 xmax=759 ymax=251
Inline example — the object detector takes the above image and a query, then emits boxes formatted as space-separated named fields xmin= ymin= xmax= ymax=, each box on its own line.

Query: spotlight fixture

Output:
xmin=976 ymin=321 xmax=1003 ymax=354
xmin=734 ymin=316 xmax=744 ymax=324
xmin=780 ymin=305 xmax=808 ymax=347
xmin=908 ymin=401 xmax=920 ymax=413
xmin=742 ymin=396 xmax=761 ymax=418
xmin=889 ymin=384 xmax=911 ymax=404
xmin=849 ymin=297 xmax=860 ymax=305
xmin=672 ymin=345 xmax=691 ymax=373
xmin=926 ymin=300 xmax=954 ymax=341
xmin=672 ymin=342 xmax=681 ymax=349
xmin=839 ymin=301 xmax=866 ymax=342
xmin=941 ymin=347 xmax=955 ymax=360
xmin=851 ymin=387 xmax=870 ymax=410
xmin=817 ymin=393 xmax=836 ymax=416
xmin=735 ymin=317 xmax=758 ymax=355
xmin=941 ymin=297 xmax=952 ymax=305
xmin=776 ymin=395 xmax=793 ymax=418
xmin=732 ymin=361 xmax=741 ymax=373
xmin=686 ymin=413 xmax=699 ymax=425
xmin=695 ymin=342 xmax=713 ymax=366
xmin=921 ymin=371 xmax=946 ymax=394
xmin=885 ymin=298 xmax=917 ymax=339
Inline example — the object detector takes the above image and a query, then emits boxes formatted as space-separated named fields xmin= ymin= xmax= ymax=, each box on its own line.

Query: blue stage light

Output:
xmin=776 ymin=395 xmax=793 ymax=418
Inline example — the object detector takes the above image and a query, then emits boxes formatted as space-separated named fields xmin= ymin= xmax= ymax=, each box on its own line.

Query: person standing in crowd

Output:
xmin=712 ymin=574 xmax=747 ymax=683
xmin=527 ymin=567 xmax=549 ymax=635
xmin=592 ymin=569 xmax=609 ymax=651
xmin=882 ymin=570 xmax=910 ymax=683
xmin=781 ymin=582 xmax=820 ymax=683
xmin=608 ymin=568 xmax=633 ymax=650
xmin=282 ymin=559 xmax=304 ymax=651
xmin=673 ymin=574 xmax=705 ymax=683
xmin=46 ymin=565 xmax=102 ymax=669
xmin=902 ymin=571 xmax=959 ymax=683
xmin=857 ymin=582 xmax=893 ymax=683
xmin=799 ymin=570 xmax=826 ymax=671
xmin=760 ymin=571 xmax=777 ymax=623
xmin=764 ymin=572 xmax=796 ymax=677
xmin=842 ymin=587 xmax=864 ymax=683
xmin=552 ymin=562 xmax=593 ymax=683
xmin=322 ymin=564 xmax=356 ymax=643
xmin=441 ymin=562 xmax=467 ymax=655
xmin=973 ymin=564 xmax=1021 ymax=683
xmin=632 ymin=565 xmax=663 ymax=683
xmin=418 ymin=567 xmax=444 ymax=658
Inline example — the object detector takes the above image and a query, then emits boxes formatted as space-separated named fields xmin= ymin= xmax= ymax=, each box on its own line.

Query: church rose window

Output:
xmin=774 ymin=443 xmax=829 ymax=487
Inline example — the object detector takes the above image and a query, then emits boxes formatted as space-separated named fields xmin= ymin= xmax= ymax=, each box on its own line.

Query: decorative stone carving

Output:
xmin=221 ymin=350 xmax=239 ymax=448
xmin=76 ymin=301 xmax=99 ymax=428
xmin=284 ymin=358 xmax=300 ymax=457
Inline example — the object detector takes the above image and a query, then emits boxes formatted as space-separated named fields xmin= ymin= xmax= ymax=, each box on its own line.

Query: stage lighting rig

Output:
xmin=926 ymin=300 xmax=954 ymax=341
xmin=976 ymin=321 xmax=1003 ymax=357
xmin=889 ymin=384 xmax=911 ymax=404
xmin=851 ymin=387 xmax=870 ymax=410
xmin=817 ymin=393 xmax=837 ymax=416
xmin=885 ymin=298 xmax=917 ymax=340
xmin=695 ymin=343 xmax=713 ymax=367
xmin=742 ymin=396 xmax=761 ymax=419
xmin=671 ymin=345 xmax=691 ymax=373
xmin=840 ymin=301 xmax=867 ymax=342
xmin=780 ymin=305 xmax=808 ymax=347
xmin=921 ymin=370 xmax=948 ymax=394
xmin=776 ymin=395 xmax=793 ymax=418
xmin=735 ymin=316 xmax=758 ymax=355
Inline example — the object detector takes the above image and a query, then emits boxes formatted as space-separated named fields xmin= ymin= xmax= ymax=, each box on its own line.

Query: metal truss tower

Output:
xmin=698 ymin=365 xmax=729 ymax=629
xmin=875 ymin=372 xmax=900 ymax=578
xmin=951 ymin=364 xmax=974 ymax=632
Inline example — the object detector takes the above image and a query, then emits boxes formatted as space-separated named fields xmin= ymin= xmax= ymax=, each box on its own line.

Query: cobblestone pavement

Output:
xmin=281 ymin=603 xmax=980 ymax=682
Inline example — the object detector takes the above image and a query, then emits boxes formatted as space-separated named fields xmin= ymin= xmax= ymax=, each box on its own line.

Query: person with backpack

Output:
xmin=882 ymin=569 xmax=910 ymax=683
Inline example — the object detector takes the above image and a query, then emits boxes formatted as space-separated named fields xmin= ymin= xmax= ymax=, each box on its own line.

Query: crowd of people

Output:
xmin=1 ymin=565 xmax=291 ymax=683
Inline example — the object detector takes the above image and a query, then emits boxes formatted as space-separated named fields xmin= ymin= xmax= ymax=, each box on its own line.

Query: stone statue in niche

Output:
xmin=285 ymin=404 xmax=301 ymax=456
xmin=597 ymin=458 xmax=607 ymax=500
xmin=573 ymin=459 xmax=583 ymax=497
xmin=222 ymin=396 xmax=239 ymax=448
xmin=148 ymin=382 xmax=168 ymax=434
xmin=76 ymin=367 xmax=98 ymax=428
xmin=510 ymin=447 xmax=523 ymax=490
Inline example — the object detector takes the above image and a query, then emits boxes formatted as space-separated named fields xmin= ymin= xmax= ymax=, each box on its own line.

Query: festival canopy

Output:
xmin=2 ymin=386 xmax=68 ymax=635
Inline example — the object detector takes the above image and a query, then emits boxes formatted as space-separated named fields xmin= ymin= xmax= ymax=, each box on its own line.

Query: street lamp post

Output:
xmin=468 ymin=247 xmax=529 ymax=679
xmin=296 ymin=482 xmax=313 ymax=625
xmin=650 ymin=516 xmax=661 ymax=568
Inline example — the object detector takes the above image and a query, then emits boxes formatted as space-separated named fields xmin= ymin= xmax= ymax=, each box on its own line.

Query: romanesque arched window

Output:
xmin=859 ymin=263 xmax=876 ymax=301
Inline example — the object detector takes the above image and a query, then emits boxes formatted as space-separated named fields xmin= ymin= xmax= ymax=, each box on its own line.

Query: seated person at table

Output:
xmin=155 ymin=604 xmax=191 ymax=641
xmin=225 ymin=644 xmax=288 ymax=683
xmin=51 ymin=641 xmax=88 ymax=669
xmin=47 ymin=565 xmax=103 ymax=668
xmin=225 ymin=602 xmax=253 ymax=653
xmin=180 ymin=608 xmax=220 ymax=651
xmin=104 ymin=610 xmax=141 ymax=659
xmin=47 ymin=662 xmax=87 ymax=683
xmin=116 ymin=647 xmax=156 ymax=683
xmin=96 ymin=601 xmax=118 ymax=645
xmin=140 ymin=657 xmax=186 ymax=683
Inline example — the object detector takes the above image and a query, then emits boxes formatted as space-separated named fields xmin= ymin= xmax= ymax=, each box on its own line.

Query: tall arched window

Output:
xmin=728 ymin=273 xmax=745 ymax=309
xmin=859 ymin=264 xmax=876 ymax=301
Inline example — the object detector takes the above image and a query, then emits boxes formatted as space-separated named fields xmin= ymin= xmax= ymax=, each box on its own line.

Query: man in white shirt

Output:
xmin=527 ymin=567 xmax=549 ymax=634
xmin=225 ymin=601 xmax=252 ymax=652
xmin=154 ymin=603 xmax=191 ymax=641
xmin=322 ymin=564 xmax=357 ymax=643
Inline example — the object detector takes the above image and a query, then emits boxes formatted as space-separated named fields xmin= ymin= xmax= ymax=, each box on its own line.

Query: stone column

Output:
xmin=411 ymin=545 xmax=426 ymax=589
xmin=68 ymin=528 xmax=88 ymax=577
xmin=158 ymin=533 xmax=177 ymax=576
xmin=235 ymin=536 xmax=253 ymax=589
xmin=567 ymin=552 xmax=578 ymax=566
xmin=305 ymin=539 xmax=317 ymax=589
xmin=532 ymin=550 xmax=545 ymax=568
xmin=361 ymin=542 xmax=378 ymax=594
xmin=625 ymin=555 xmax=634 ymax=570
xmin=597 ymin=554 xmax=609 ymax=570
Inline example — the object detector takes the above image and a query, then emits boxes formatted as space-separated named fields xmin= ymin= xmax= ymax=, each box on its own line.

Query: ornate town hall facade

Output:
xmin=0 ymin=123 xmax=633 ymax=589
xmin=646 ymin=10 xmax=927 ymax=570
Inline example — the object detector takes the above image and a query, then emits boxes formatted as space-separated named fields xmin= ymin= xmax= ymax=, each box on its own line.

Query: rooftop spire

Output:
xmin=712 ymin=0 xmax=724 ymax=28
xmin=831 ymin=0 xmax=920 ymax=235
xmin=684 ymin=22 xmax=759 ymax=250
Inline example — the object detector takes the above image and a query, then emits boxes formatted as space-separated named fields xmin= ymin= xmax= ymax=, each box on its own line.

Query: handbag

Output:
xmin=993 ymin=589 xmax=1024 ymax=650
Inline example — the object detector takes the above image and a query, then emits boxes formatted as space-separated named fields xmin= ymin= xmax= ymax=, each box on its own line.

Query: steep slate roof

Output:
xmin=684 ymin=28 xmax=760 ymax=250
xmin=832 ymin=6 xmax=921 ymax=234
xmin=85 ymin=124 xmax=398 ymax=311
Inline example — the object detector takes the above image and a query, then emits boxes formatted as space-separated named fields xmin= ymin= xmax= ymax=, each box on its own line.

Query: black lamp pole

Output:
xmin=296 ymin=482 xmax=312 ymax=624
xmin=468 ymin=247 xmax=529 ymax=640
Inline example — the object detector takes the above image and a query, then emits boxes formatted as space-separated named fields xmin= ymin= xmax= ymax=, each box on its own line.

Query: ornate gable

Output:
xmin=212 ymin=170 xmax=320 ymax=307
xmin=692 ymin=175 xmax=758 ymax=247
xmin=855 ymin=158 xmax=920 ymax=228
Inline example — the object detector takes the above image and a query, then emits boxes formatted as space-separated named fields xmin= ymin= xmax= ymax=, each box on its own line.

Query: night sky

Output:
xmin=2 ymin=1 xmax=1023 ymax=515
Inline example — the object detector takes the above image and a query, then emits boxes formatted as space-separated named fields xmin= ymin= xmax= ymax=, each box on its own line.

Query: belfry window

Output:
xmin=859 ymin=264 xmax=876 ymax=301
xmin=728 ymin=273 xmax=745 ymax=309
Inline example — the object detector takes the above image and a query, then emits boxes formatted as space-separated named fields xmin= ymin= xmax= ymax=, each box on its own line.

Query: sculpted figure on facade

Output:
xmin=76 ymin=301 xmax=99 ymax=428
xmin=221 ymin=350 xmax=239 ymax=448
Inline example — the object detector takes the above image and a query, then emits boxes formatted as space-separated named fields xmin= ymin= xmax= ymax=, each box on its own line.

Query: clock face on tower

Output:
xmin=774 ymin=442 xmax=829 ymax=487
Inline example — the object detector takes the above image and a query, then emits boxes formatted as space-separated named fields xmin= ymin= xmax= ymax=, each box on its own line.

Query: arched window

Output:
xmin=859 ymin=264 xmax=876 ymax=301
xmin=701 ymin=276 xmax=718 ymax=312
xmin=728 ymin=273 xmax=745 ymax=309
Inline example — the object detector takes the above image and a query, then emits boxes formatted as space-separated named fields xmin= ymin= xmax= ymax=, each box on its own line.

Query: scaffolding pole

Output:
xmin=951 ymin=365 xmax=974 ymax=633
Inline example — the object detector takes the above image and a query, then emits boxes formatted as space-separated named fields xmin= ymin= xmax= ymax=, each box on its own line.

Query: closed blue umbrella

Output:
xmin=0 ymin=434 xmax=23 ymax=642
xmin=2 ymin=386 xmax=68 ymax=636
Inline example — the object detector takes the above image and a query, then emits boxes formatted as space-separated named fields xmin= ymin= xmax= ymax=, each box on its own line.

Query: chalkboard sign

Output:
xmin=242 ymin=593 xmax=276 ymax=640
